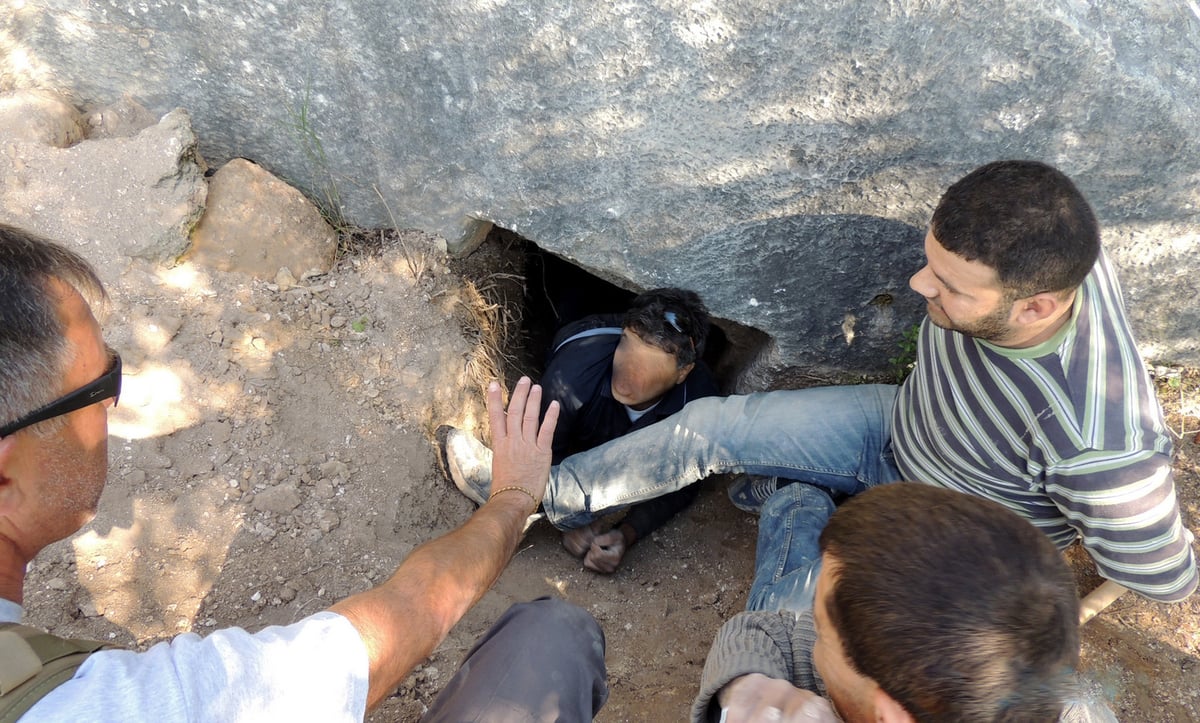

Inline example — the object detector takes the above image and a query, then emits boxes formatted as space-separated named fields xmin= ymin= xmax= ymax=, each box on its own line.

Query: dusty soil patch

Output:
xmin=20 ymin=233 xmax=1200 ymax=721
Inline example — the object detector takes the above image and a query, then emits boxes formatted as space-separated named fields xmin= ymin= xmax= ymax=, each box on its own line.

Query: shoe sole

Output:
xmin=435 ymin=425 xmax=489 ymax=506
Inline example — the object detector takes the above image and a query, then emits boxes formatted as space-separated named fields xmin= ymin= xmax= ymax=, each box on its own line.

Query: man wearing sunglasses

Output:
xmin=0 ymin=225 xmax=607 ymax=721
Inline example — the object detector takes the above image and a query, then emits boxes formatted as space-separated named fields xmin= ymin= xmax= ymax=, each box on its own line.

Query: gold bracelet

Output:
xmin=490 ymin=485 xmax=540 ymax=512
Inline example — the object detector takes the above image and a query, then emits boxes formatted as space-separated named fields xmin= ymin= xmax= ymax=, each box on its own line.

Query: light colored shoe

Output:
xmin=438 ymin=426 xmax=494 ymax=505
xmin=727 ymin=475 xmax=779 ymax=514
xmin=437 ymin=426 xmax=544 ymax=531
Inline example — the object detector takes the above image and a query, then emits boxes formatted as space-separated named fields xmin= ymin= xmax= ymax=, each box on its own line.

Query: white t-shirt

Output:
xmin=3 ymin=600 xmax=370 ymax=722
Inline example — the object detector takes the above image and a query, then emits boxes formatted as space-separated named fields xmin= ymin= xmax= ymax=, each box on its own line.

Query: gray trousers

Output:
xmin=422 ymin=597 xmax=608 ymax=722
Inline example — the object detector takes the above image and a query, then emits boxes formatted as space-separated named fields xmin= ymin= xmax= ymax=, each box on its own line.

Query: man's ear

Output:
xmin=873 ymin=687 xmax=916 ymax=723
xmin=674 ymin=362 xmax=695 ymax=385
xmin=0 ymin=436 xmax=20 ymax=513
xmin=1012 ymin=291 xmax=1070 ymax=326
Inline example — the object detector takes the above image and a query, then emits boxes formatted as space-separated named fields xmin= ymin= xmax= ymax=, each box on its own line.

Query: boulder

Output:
xmin=0 ymin=89 xmax=85 ymax=148
xmin=0 ymin=108 xmax=206 ymax=275
xmin=84 ymin=95 xmax=159 ymax=140
xmin=184 ymin=158 xmax=337 ymax=280
xmin=5 ymin=2 xmax=1199 ymax=369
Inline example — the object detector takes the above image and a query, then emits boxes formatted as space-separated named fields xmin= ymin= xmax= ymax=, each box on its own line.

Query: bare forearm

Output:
xmin=332 ymin=493 xmax=529 ymax=709
xmin=333 ymin=377 xmax=557 ymax=711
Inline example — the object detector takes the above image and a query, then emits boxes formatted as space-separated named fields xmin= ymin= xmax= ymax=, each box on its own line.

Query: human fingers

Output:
xmin=538 ymin=399 xmax=559 ymax=449
xmin=727 ymin=703 xmax=826 ymax=723
xmin=720 ymin=675 xmax=837 ymax=723
xmin=562 ymin=525 xmax=598 ymax=557
xmin=521 ymin=382 xmax=543 ymax=440
xmin=583 ymin=550 xmax=615 ymax=574
xmin=486 ymin=380 xmax=505 ymax=437
xmin=504 ymin=376 xmax=532 ymax=438
xmin=584 ymin=531 xmax=625 ymax=573
xmin=786 ymin=696 xmax=838 ymax=722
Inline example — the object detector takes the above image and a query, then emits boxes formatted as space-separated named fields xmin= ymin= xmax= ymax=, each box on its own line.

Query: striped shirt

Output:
xmin=893 ymin=252 xmax=1198 ymax=602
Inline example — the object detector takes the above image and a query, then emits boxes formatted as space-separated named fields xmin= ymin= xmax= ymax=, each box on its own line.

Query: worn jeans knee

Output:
xmin=747 ymin=483 xmax=837 ymax=612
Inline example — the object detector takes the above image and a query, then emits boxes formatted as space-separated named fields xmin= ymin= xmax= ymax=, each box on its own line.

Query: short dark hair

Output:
xmin=819 ymin=483 xmax=1080 ymax=722
xmin=931 ymin=160 xmax=1100 ymax=298
xmin=622 ymin=287 xmax=710 ymax=369
xmin=0 ymin=224 xmax=106 ymax=436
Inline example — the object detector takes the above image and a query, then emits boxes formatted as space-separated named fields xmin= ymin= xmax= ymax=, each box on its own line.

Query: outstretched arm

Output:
xmin=331 ymin=377 xmax=559 ymax=710
xmin=692 ymin=609 xmax=834 ymax=723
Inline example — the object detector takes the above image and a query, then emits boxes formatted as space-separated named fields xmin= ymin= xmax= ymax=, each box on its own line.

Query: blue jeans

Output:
xmin=543 ymin=384 xmax=901 ymax=613
xmin=544 ymin=384 xmax=901 ymax=528
xmin=746 ymin=482 xmax=836 ymax=612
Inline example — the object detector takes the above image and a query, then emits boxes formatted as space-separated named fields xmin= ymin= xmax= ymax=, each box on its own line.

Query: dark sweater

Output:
xmin=539 ymin=314 xmax=719 ymax=540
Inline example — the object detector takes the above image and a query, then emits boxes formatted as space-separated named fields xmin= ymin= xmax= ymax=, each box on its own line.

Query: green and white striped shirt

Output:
xmin=893 ymin=252 xmax=1197 ymax=602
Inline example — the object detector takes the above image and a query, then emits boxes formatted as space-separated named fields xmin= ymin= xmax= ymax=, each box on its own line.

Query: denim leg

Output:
xmin=745 ymin=483 xmax=835 ymax=612
xmin=422 ymin=597 xmax=608 ymax=722
xmin=544 ymin=384 xmax=901 ymax=529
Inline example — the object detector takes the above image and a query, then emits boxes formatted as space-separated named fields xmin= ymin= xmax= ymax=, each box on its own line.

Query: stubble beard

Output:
xmin=926 ymin=301 xmax=1014 ymax=344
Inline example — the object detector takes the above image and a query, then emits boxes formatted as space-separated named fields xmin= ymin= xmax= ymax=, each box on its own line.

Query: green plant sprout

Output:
xmin=888 ymin=323 xmax=921 ymax=383
xmin=286 ymin=78 xmax=347 ymax=234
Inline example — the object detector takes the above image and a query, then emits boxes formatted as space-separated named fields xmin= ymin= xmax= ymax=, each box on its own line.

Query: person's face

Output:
xmin=811 ymin=557 xmax=881 ymax=722
xmin=11 ymin=280 xmax=113 ymax=550
xmin=908 ymin=230 xmax=1016 ymax=343
xmin=610 ymin=329 xmax=691 ymax=410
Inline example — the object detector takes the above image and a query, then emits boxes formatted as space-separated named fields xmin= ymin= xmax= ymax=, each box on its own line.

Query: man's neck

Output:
xmin=0 ymin=535 xmax=28 ymax=604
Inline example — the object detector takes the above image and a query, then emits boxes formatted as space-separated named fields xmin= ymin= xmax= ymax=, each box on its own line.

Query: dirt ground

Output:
xmin=20 ymin=229 xmax=1200 ymax=722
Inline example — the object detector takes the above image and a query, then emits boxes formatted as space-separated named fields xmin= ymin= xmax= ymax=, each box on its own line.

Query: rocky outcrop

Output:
xmin=185 ymin=158 xmax=337 ymax=280
xmin=4 ymin=3 xmax=1198 ymax=370
xmin=0 ymin=89 xmax=84 ymax=147
xmin=0 ymin=101 xmax=206 ymax=274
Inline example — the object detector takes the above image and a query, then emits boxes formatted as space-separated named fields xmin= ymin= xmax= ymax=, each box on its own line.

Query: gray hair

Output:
xmin=0 ymin=224 xmax=106 ymax=437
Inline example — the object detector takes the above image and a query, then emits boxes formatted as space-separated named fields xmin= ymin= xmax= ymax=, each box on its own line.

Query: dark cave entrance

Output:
xmin=450 ymin=225 xmax=773 ymax=393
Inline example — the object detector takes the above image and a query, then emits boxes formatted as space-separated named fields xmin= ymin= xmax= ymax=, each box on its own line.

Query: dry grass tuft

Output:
xmin=453 ymin=274 xmax=525 ymax=402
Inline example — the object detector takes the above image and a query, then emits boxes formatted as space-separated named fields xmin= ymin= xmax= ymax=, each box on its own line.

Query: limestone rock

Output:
xmin=185 ymin=158 xmax=337 ymax=280
xmin=0 ymin=89 xmax=85 ymax=148
xmin=84 ymin=95 xmax=159 ymax=140
xmin=7 ymin=3 xmax=1199 ymax=367
xmin=0 ymin=108 xmax=207 ymax=274
xmin=251 ymin=483 xmax=303 ymax=515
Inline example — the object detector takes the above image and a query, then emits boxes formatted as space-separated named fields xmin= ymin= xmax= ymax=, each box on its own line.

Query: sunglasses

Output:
xmin=663 ymin=311 xmax=695 ymax=353
xmin=0 ymin=349 xmax=122 ymax=438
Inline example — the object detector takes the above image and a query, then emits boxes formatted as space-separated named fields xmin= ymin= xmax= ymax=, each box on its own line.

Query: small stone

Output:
xmin=330 ymin=315 xmax=347 ymax=329
xmin=317 ymin=511 xmax=341 ymax=533
xmin=318 ymin=460 xmax=349 ymax=479
xmin=275 ymin=267 xmax=298 ymax=291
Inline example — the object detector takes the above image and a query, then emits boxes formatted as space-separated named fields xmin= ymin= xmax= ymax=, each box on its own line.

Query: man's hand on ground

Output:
xmin=584 ymin=528 xmax=631 ymax=574
xmin=487 ymin=377 xmax=558 ymax=506
xmin=717 ymin=673 xmax=838 ymax=722
xmin=562 ymin=522 xmax=636 ymax=574
xmin=562 ymin=520 xmax=605 ymax=557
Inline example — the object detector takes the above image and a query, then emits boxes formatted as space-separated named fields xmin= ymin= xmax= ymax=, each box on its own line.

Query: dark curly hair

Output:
xmin=622 ymin=288 xmax=710 ymax=369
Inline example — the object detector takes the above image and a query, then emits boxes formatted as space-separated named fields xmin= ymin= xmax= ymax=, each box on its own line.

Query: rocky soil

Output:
xmin=19 ymin=231 xmax=1200 ymax=722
